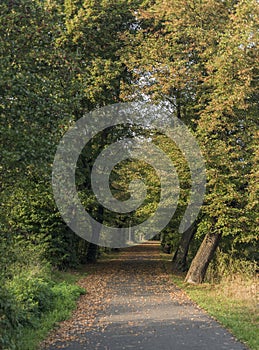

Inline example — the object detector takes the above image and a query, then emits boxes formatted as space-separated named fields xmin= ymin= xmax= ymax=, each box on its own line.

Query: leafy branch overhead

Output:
xmin=0 ymin=0 xmax=258 ymax=348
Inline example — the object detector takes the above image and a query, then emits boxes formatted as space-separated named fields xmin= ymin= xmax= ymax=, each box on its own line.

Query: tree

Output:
xmin=121 ymin=0 xmax=258 ymax=281
xmin=186 ymin=0 xmax=258 ymax=283
xmin=0 ymin=0 xmax=82 ymax=267
xmin=61 ymin=0 xmax=141 ymax=260
xmin=121 ymin=0 xmax=235 ymax=271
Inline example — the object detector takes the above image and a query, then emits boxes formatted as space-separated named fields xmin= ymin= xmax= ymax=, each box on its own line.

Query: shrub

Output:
xmin=6 ymin=274 xmax=55 ymax=325
xmin=0 ymin=285 xmax=20 ymax=350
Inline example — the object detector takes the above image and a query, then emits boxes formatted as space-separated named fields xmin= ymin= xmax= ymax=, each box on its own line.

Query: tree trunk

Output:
xmin=185 ymin=232 xmax=221 ymax=284
xmin=86 ymin=242 xmax=99 ymax=263
xmin=86 ymin=205 xmax=103 ymax=263
xmin=171 ymin=224 xmax=196 ymax=272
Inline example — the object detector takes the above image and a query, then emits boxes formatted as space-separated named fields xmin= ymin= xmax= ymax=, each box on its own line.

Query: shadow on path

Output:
xmin=43 ymin=242 xmax=248 ymax=350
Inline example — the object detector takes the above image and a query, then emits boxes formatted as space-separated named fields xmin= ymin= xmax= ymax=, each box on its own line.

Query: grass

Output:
xmin=172 ymin=274 xmax=259 ymax=350
xmin=51 ymin=268 xmax=87 ymax=284
xmin=16 ymin=249 xmax=258 ymax=349
xmin=18 ymin=250 xmax=119 ymax=349
xmin=18 ymin=269 xmax=87 ymax=350
xmin=98 ymin=249 xmax=121 ymax=261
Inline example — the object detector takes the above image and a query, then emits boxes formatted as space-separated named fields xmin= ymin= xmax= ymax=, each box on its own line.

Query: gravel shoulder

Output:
xmin=42 ymin=242 xmax=249 ymax=350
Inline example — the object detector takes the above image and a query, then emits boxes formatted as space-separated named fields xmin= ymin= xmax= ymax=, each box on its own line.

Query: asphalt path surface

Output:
xmin=43 ymin=242 xmax=249 ymax=350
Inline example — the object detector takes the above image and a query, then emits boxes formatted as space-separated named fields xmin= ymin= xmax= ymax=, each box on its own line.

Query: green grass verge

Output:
xmin=18 ymin=270 xmax=87 ymax=350
xmin=172 ymin=275 xmax=259 ymax=350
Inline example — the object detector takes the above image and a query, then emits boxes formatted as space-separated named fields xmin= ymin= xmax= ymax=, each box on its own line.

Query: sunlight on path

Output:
xmin=42 ymin=242 xmax=248 ymax=350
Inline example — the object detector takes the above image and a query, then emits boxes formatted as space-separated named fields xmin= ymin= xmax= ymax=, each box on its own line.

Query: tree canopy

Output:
xmin=0 ymin=0 xmax=258 ymax=345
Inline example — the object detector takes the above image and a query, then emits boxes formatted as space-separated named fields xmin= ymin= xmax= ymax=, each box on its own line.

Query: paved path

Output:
xmin=43 ymin=242 xmax=248 ymax=350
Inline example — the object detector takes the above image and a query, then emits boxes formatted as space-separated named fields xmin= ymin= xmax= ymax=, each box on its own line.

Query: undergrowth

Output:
xmin=0 ymin=239 xmax=86 ymax=350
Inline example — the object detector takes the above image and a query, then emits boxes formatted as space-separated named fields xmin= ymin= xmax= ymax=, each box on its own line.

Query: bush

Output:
xmin=0 ymin=179 xmax=88 ymax=349
xmin=6 ymin=274 xmax=55 ymax=325
xmin=0 ymin=237 xmax=51 ymax=348
xmin=0 ymin=285 xmax=20 ymax=350
xmin=1 ymin=180 xmax=88 ymax=270
xmin=1 ymin=276 xmax=85 ymax=350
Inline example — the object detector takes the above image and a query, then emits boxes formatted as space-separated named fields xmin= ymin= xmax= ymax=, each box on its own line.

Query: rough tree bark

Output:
xmin=185 ymin=231 xmax=221 ymax=284
xmin=171 ymin=224 xmax=196 ymax=272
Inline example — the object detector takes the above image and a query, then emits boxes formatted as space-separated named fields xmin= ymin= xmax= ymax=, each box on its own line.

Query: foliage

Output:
xmin=0 ymin=0 xmax=258 ymax=347
xmin=121 ymin=0 xmax=258 ymax=280
xmin=0 ymin=238 xmax=85 ymax=350
xmin=1 ymin=179 xmax=87 ymax=269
